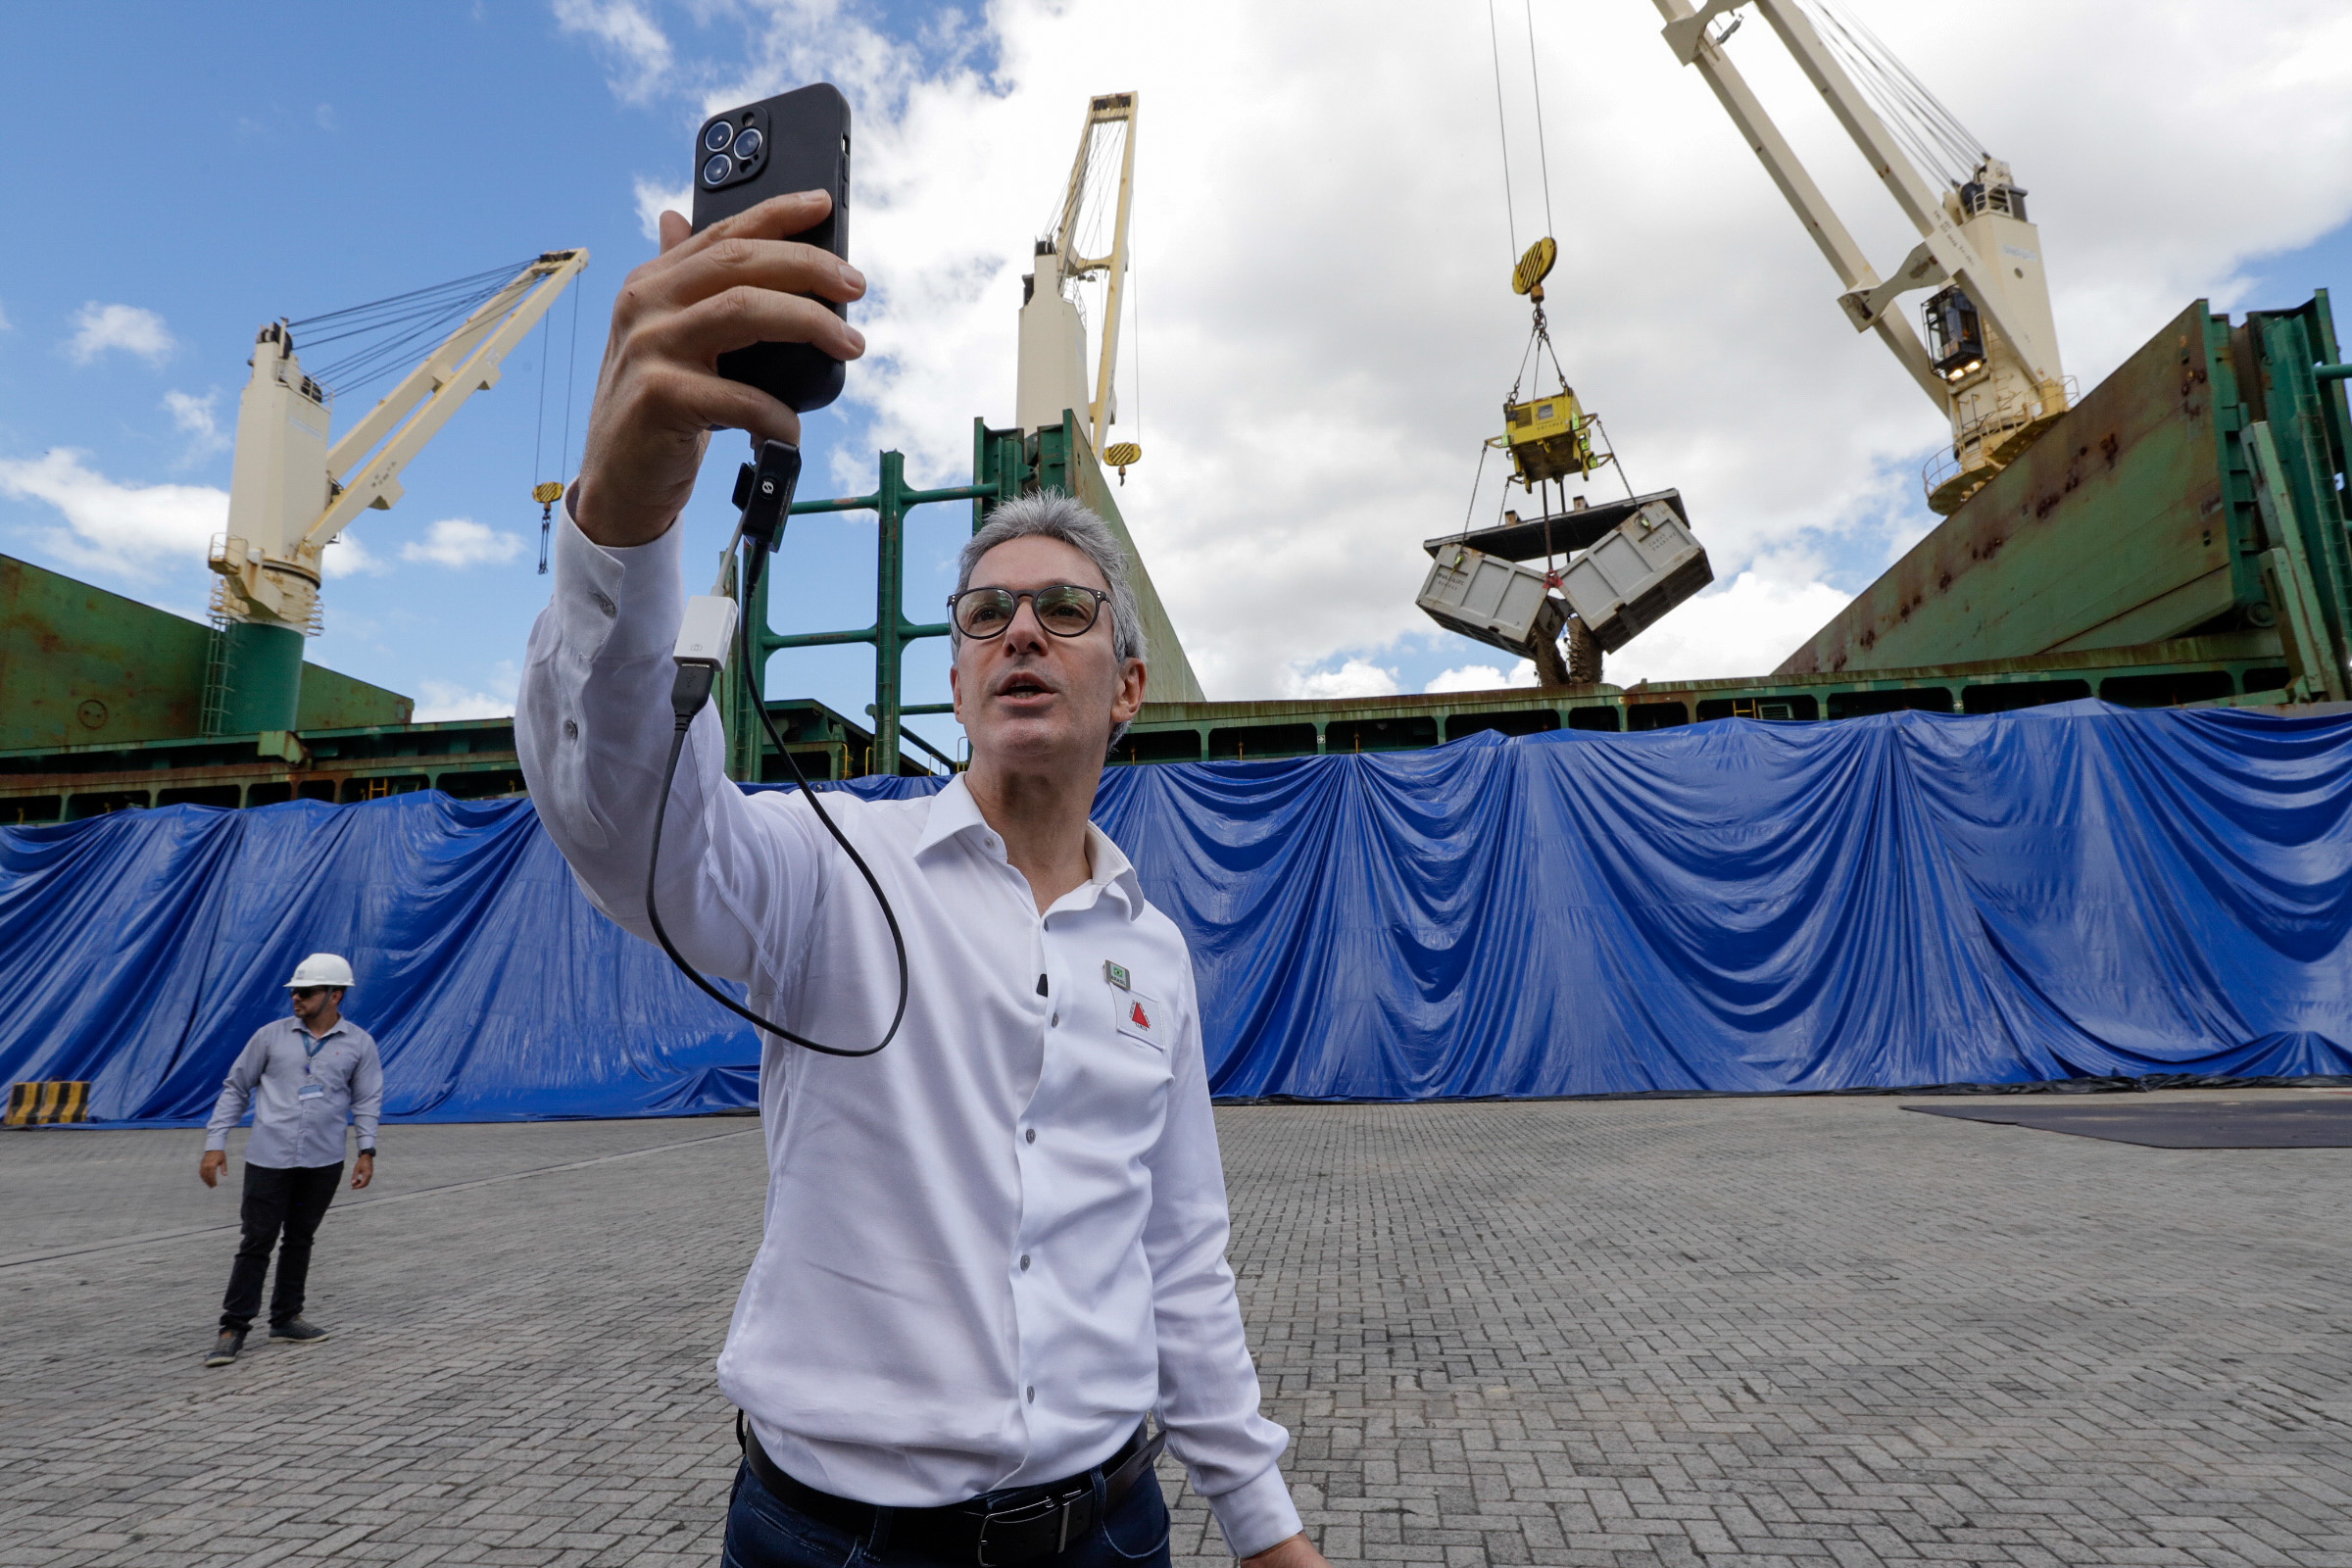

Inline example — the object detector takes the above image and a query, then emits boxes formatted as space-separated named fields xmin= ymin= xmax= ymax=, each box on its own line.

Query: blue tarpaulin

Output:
xmin=4 ymin=701 xmax=2348 ymax=1122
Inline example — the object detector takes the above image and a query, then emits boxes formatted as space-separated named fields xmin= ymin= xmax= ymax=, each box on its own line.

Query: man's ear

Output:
xmin=1111 ymin=658 xmax=1148 ymax=724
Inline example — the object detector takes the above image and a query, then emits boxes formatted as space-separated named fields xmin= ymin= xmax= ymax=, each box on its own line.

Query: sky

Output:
xmin=2 ymin=1 xmax=2349 ymax=764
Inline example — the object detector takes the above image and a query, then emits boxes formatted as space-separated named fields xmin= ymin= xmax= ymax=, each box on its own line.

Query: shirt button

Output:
xmin=1050 ymin=1012 xmax=1059 ymax=1027
xmin=591 ymin=591 xmax=616 ymax=616
xmin=1025 ymin=1128 xmax=1037 ymax=1145
xmin=1019 ymin=1253 xmax=1031 ymax=1271
xmin=1026 ymin=1386 xmax=1035 ymax=1403
xmin=563 ymin=718 xmax=579 ymax=740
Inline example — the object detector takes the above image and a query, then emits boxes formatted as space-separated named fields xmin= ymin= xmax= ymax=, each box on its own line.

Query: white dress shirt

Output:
xmin=204 ymin=1015 xmax=381 ymax=1169
xmin=514 ymin=510 xmax=1299 ymax=1558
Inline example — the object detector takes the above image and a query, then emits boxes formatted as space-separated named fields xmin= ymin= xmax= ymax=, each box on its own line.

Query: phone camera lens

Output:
xmin=703 ymin=153 xmax=735 ymax=186
xmin=703 ymin=121 xmax=735 ymax=154
xmin=730 ymin=126 xmax=763 ymax=163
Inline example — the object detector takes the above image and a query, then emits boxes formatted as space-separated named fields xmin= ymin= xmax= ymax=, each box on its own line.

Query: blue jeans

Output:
xmin=720 ymin=1457 xmax=1172 ymax=1568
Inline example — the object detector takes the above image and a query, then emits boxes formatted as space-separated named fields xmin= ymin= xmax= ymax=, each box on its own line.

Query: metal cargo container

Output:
xmin=1416 ymin=543 xmax=1566 ymax=661
xmin=1556 ymin=500 xmax=1714 ymax=652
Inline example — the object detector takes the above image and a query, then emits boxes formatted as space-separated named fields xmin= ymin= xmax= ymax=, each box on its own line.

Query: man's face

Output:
xmin=289 ymin=986 xmax=342 ymax=1024
xmin=950 ymin=536 xmax=1146 ymax=771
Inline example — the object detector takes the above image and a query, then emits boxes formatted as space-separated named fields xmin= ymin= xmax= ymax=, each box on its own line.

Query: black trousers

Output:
xmin=220 ymin=1160 xmax=343 ymax=1331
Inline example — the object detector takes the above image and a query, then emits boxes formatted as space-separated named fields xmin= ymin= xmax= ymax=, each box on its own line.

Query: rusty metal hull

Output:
xmin=1780 ymin=301 xmax=2243 ymax=675
xmin=0 ymin=553 xmax=410 ymax=749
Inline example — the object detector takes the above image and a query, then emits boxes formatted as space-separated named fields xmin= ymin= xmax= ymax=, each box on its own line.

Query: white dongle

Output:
xmin=675 ymin=595 xmax=741 ymax=668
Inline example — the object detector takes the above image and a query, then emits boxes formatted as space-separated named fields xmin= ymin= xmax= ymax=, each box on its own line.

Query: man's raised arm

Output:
xmin=514 ymin=193 xmax=866 ymax=978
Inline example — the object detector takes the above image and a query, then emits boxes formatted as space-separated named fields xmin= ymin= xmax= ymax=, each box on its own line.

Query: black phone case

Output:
xmin=691 ymin=83 xmax=851 ymax=414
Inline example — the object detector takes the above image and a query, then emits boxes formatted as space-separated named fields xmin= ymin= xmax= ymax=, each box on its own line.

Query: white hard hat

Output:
xmin=285 ymin=953 xmax=356 ymax=989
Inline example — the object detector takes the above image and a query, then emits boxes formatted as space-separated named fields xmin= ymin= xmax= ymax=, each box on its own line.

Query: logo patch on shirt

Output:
xmin=1113 ymin=989 xmax=1161 ymax=1049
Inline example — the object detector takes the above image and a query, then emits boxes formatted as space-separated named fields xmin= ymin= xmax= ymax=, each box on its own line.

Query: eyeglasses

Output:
xmin=290 ymin=987 xmax=331 ymax=999
xmin=947 ymin=584 xmax=1109 ymax=640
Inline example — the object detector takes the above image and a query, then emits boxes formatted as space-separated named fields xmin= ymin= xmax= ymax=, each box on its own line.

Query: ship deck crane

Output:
xmin=1651 ymin=0 xmax=2067 ymax=513
xmin=1016 ymin=92 xmax=1140 ymax=472
xmin=207 ymin=249 xmax=589 ymax=735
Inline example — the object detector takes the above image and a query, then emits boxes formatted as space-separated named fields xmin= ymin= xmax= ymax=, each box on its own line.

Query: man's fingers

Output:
xmin=649 ymin=235 xmax=865 ymax=316
xmin=639 ymin=189 xmax=833 ymax=281
xmin=654 ymin=285 xmax=866 ymax=369
xmin=658 ymin=208 xmax=692 ymax=255
xmin=634 ymin=363 xmax=804 ymax=448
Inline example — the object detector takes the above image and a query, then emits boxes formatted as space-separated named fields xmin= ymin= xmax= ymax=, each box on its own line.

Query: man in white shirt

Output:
xmin=199 ymin=952 xmax=381 ymax=1368
xmin=514 ymin=191 xmax=1328 ymax=1568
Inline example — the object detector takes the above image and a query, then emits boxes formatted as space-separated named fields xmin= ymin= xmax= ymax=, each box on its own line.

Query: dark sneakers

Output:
xmin=205 ymin=1330 xmax=246 ymax=1367
xmin=268 ymin=1318 xmax=329 ymax=1345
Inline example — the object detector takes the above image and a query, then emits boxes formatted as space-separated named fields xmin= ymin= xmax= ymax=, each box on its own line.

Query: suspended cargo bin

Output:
xmin=1557 ymin=500 xmax=1713 ymax=652
xmin=1417 ymin=543 xmax=1566 ymax=661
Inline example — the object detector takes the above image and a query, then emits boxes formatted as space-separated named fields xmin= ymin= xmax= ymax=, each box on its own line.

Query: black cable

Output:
xmin=638 ymin=446 xmax=908 ymax=1059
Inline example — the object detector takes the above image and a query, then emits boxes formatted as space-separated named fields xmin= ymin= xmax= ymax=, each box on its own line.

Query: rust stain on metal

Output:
xmin=1778 ymin=302 xmax=2230 ymax=677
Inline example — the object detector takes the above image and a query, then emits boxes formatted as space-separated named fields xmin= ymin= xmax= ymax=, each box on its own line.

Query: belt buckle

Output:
xmin=975 ymin=1488 xmax=1084 ymax=1568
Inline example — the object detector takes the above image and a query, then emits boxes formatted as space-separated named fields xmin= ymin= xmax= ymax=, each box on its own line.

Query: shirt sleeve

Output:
xmin=204 ymin=1030 xmax=270 ymax=1152
xmin=1141 ymin=955 xmax=1302 ymax=1559
xmin=514 ymin=502 xmax=827 ymax=987
xmin=350 ymin=1035 xmax=383 ymax=1152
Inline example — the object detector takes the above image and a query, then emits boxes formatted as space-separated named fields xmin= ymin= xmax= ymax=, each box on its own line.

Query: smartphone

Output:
xmin=691 ymin=83 xmax=852 ymax=414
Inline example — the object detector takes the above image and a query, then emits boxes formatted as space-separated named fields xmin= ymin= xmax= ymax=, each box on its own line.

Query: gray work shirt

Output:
xmin=204 ymin=1015 xmax=383 ymax=1170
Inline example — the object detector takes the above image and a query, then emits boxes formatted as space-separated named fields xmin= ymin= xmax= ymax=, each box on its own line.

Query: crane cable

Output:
xmin=289 ymin=260 xmax=541 ymax=399
xmin=1799 ymin=0 xmax=1984 ymax=188
xmin=534 ymin=282 xmax=585 ymax=574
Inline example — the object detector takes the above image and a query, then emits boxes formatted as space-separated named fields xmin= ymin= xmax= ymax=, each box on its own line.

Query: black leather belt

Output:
xmin=737 ymin=1417 xmax=1166 ymax=1566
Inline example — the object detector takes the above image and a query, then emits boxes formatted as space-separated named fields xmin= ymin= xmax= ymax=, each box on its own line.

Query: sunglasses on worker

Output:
xmin=948 ymin=584 xmax=1110 ymax=640
xmin=289 ymin=986 xmax=334 ymax=999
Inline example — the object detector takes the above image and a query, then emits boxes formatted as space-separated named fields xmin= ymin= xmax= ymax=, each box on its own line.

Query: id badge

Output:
xmin=299 ymin=1081 xmax=325 ymax=1101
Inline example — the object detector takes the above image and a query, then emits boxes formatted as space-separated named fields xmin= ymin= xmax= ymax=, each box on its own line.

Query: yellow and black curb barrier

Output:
xmin=5 ymin=1080 xmax=90 ymax=1127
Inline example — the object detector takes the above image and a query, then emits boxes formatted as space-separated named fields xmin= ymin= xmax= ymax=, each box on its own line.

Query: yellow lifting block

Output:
xmin=1502 ymin=389 xmax=1600 ymax=484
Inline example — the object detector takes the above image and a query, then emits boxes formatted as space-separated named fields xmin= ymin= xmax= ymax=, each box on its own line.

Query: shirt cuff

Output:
xmin=1204 ymin=1463 xmax=1303 ymax=1561
xmin=553 ymin=495 xmax=688 ymax=663
xmin=203 ymin=1132 xmax=229 ymax=1152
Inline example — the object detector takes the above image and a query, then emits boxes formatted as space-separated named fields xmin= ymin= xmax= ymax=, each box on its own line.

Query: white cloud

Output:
xmin=0 ymin=302 xmax=12 ymax=332
xmin=567 ymin=0 xmax=2352 ymax=698
xmin=413 ymin=681 xmax=515 ymax=723
xmin=412 ymin=662 xmax=521 ymax=722
xmin=315 ymin=103 xmax=337 ymax=131
xmin=324 ymin=529 xmax=390 ymax=577
xmin=1426 ymin=661 xmax=1539 ymax=695
xmin=65 ymin=303 xmax=175 ymax=367
xmin=400 ymin=517 xmax=525 ymax=568
xmin=1284 ymin=657 xmax=1399 ymax=701
xmin=0 ymin=448 xmax=224 ymax=577
xmin=163 ymin=390 xmax=229 ymax=462
xmin=554 ymin=0 xmax=673 ymax=102
xmin=634 ymin=175 xmax=692 ymax=243
xmin=1605 ymin=570 xmax=1857 ymax=688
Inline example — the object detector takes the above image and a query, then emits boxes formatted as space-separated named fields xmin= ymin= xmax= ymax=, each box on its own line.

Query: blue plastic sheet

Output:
xmin=5 ymin=701 xmax=2348 ymax=1123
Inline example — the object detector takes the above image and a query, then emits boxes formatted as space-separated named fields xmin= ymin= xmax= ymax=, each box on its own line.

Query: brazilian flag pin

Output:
xmin=1104 ymin=961 xmax=1131 ymax=990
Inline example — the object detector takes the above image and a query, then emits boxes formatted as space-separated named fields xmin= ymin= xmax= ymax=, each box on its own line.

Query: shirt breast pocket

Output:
xmin=1110 ymin=988 xmax=1165 ymax=1054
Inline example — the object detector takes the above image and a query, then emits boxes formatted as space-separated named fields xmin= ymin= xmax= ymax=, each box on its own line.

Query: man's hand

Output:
xmin=573 ymin=192 xmax=866 ymax=548
xmin=352 ymin=1152 xmax=374 ymax=1191
xmin=1241 ymin=1533 xmax=1331 ymax=1568
xmin=199 ymin=1150 xmax=226 ymax=1188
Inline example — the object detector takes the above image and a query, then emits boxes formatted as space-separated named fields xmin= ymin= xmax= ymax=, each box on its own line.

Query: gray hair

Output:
xmin=955 ymin=491 xmax=1148 ymax=747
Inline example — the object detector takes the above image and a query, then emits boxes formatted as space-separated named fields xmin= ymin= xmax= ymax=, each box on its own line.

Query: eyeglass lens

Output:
xmin=956 ymin=586 xmax=1100 ymax=638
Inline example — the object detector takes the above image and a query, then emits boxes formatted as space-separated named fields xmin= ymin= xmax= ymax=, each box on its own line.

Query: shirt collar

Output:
xmin=914 ymin=776 xmax=1145 ymax=921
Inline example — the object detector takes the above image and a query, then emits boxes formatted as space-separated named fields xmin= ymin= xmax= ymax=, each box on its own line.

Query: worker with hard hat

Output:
xmin=198 ymin=952 xmax=382 ymax=1369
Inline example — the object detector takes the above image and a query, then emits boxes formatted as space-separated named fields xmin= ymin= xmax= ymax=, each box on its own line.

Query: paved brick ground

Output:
xmin=3 ymin=1093 xmax=2349 ymax=1567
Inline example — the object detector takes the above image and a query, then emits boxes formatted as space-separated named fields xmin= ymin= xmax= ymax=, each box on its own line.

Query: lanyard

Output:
xmin=301 ymin=1027 xmax=330 ymax=1074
